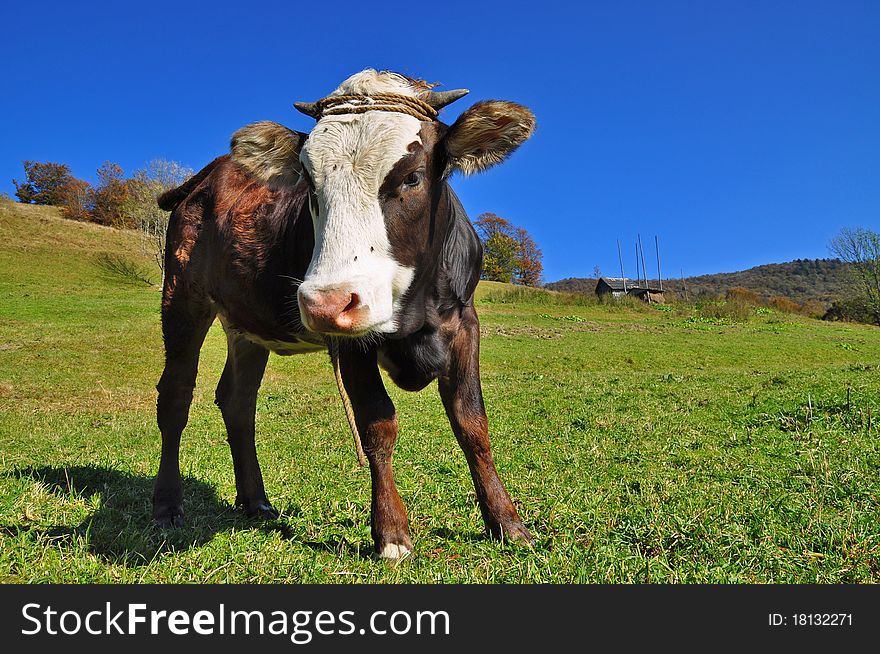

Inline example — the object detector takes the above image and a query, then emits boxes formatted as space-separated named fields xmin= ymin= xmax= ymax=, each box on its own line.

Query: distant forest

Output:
xmin=546 ymin=258 xmax=854 ymax=306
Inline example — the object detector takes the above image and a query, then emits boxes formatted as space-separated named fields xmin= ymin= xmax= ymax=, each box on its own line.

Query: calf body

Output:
xmin=153 ymin=70 xmax=535 ymax=558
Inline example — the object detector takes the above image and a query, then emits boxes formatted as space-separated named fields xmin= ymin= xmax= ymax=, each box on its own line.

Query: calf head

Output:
xmin=231 ymin=69 xmax=536 ymax=337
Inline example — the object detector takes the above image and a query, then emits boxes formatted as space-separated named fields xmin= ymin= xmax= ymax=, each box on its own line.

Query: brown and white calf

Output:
xmin=153 ymin=69 xmax=536 ymax=559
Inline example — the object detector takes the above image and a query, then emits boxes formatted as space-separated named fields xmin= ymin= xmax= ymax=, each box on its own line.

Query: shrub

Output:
xmin=769 ymin=295 xmax=800 ymax=314
xmin=726 ymin=287 xmax=761 ymax=305
xmin=823 ymin=297 xmax=878 ymax=326
xmin=800 ymin=299 xmax=827 ymax=319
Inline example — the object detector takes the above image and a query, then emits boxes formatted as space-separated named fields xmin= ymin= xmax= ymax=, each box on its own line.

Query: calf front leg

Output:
xmin=215 ymin=333 xmax=275 ymax=519
xmin=438 ymin=306 xmax=533 ymax=543
xmin=339 ymin=345 xmax=412 ymax=559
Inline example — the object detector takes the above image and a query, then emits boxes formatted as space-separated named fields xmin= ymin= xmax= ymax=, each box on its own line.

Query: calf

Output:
xmin=154 ymin=69 xmax=535 ymax=559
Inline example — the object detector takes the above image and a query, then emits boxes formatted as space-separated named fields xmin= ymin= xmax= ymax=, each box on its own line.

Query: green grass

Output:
xmin=1 ymin=201 xmax=879 ymax=583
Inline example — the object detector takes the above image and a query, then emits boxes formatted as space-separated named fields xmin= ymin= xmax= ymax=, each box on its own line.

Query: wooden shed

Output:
xmin=595 ymin=277 xmax=665 ymax=303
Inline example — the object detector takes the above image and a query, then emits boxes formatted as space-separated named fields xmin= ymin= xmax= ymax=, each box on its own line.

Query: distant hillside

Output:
xmin=546 ymin=258 xmax=854 ymax=306
xmin=547 ymin=277 xmax=600 ymax=294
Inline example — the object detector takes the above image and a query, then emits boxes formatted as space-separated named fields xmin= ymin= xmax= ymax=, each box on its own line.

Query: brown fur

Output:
xmin=213 ymin=164 xmax=279 ymax=278
xmin=438 ymin=305 xmax=529 ymax=541
xmin=340 ymin=348 xmax=413 ymax=553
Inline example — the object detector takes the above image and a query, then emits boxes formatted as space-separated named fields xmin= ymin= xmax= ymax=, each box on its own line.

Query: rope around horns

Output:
xmin=327 ymin=336 xmax=368 ymax=467
xmin=316 ymin=93 xmax=439 ymax=122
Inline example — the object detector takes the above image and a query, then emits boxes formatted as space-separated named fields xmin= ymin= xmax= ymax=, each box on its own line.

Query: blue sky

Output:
xmin=1 ymin=1 xmax=877 ymax=282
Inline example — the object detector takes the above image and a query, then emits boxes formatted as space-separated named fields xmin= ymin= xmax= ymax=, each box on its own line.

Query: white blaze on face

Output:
xmin=298 ymin=110 xmax=420 ymax=333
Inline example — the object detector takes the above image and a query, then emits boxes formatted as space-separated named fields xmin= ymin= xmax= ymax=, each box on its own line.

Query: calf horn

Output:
xmin=424 ymin=88 xmax=469 ymax=109
xmin=293 ymin=101 xmax=320 ymax=118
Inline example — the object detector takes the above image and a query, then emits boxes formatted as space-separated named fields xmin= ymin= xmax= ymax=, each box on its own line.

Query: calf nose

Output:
xmin=298 ymin=287 xmax=366 ymax=333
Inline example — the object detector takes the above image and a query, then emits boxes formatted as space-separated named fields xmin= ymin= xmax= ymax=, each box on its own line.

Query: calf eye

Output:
xmin=402 ymin=171 xmax=423 ymax=189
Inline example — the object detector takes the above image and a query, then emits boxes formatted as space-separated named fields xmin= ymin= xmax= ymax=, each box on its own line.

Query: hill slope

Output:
xmin=546 ymin=258 xmax=853 ymax=305
xmin=2 ymin=201 xmax=880 ymax=583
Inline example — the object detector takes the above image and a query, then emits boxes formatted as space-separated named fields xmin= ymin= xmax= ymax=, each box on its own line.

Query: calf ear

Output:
xmin=443 ymin=101 xmax=536 ymax=177
xmin=230 ymin=121 xmax=307 ymax=188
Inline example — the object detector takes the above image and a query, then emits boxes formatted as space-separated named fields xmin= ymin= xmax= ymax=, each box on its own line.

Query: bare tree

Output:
xmin=830 ymin=226 xmax=880 ymax=324
xmin=123 ymin=160 xmax=193 ymax=282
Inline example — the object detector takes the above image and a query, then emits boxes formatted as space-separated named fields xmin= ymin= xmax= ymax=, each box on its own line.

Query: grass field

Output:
xmin=1 ymin=201 xmax=879 ymax=583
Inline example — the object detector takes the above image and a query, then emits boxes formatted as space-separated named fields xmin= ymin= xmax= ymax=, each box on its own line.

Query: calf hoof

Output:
xmin=376 ymin=542 xmax=413 ymax=562
xmin=153 ymin=503 xmax=185 ymax=528
xmin=490 ymin=520 xmax=534 ymax=545
xmin=374 ymin=526 xmax=414 ymax=561
xmin=237 ymin=497 xmax=279 ymax=520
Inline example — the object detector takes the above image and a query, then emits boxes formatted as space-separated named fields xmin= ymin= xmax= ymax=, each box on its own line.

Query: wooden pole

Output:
xmin=655 ymin=235 xmax=663 ymax=292
xmin=639 ymin=234 xmax=649 ymax=286
xmin=638 ymin=234 xmax=650 ymax=302
xmin=617 ymin=239 xmax=627 ymax=292
xmin=635 ymin=243 xmax=641 ymax=288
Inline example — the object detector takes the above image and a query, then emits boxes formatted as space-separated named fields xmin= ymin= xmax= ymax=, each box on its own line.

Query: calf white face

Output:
xmin=229 ymin=69 xmax=537 ymax=338
xmin=297 ymin=111 xmax=421 ymax=336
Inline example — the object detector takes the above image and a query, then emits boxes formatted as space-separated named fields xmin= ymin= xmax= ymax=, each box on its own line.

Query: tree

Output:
xmin=475 ymin=213 xmax=516 ymax=282
xmin=12 ymin=161 xmax=75 ymax=205
xmin=91 ymin=161 xmax=131 ymax=228
xmin=513 ymin=226 xmax=543 ymax=286
xmin=830 ymin=227 xmax=880 ymax=325
xmin=474 ymin=212 xmax=544 ymax=286
xmin=482 ymin=231 xmax=519 ymax=282
xmin=474 ymin=212 xmax=513 ymax=241
xmin=59 ymin=178 xmax=94 ymax=222
xmin=122 ymin=159 xmax=193 ymax=280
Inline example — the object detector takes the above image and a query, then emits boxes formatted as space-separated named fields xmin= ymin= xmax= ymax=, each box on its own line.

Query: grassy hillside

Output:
xmin=546 ymin=258 xmax=853 ymax=306
xmin=1 ymin=201 xmax=879 ymax=583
